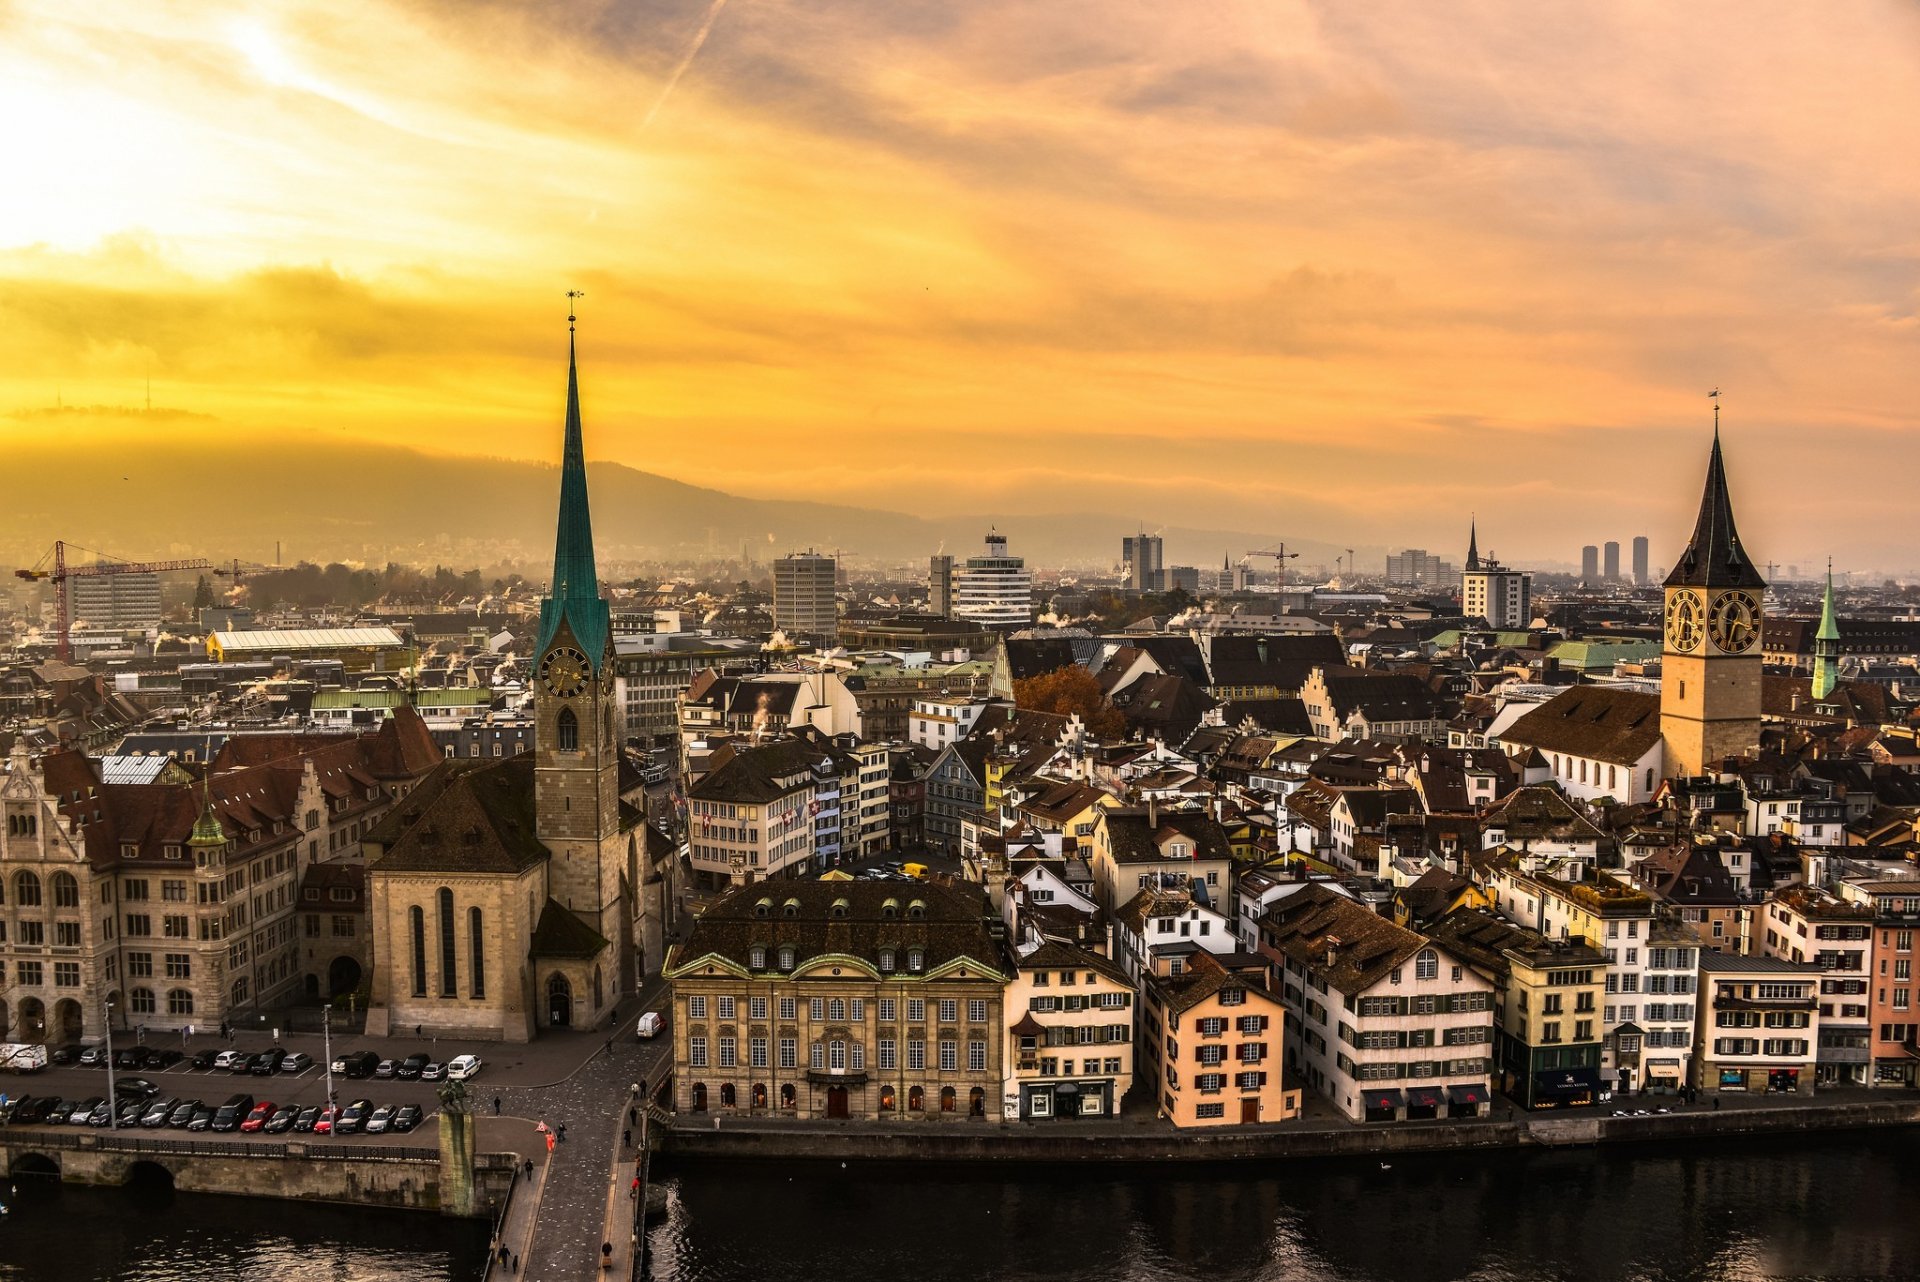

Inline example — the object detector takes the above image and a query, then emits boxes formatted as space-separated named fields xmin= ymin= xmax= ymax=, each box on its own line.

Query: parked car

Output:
xmin=263 ymin=1106 xmax=298 ymax=1134
xmin=147 ymin=1049 xmax=184 ymax=1070
xmin=71 ymin=1097 xmax=107 ymax=1126
xmin=211 ymin=1094 xmax=255 ymax=1132
xmin=250 ymin=1049 xmax=287 ymax=1076
xmin=112 ymin=1099 xmax=145 ymax=1127
xmin=10 ymin=1096 xmax=55 ymax=1125
xmin=191 ymin=1050 xmax=220 ymax=1071
xmin=334 ymin=1099 xmax=374 ymax=1135
xmin=213 ymin=1050 xmax=250 ymax=1072
xmin=279 ymin=1052 xmax=314 ymax=1075
xmin=44 ymin=1098 xmax=81 ymax=1125
xmin=292 ymin=1105 xmax=321 ymax=1133
xmin=48 ymin=1044 xmax=82 ymax=1067
xmin=391 ymin=1104 xmax=422 ymax=1133
xmin=140 ymin=1097 xmax=179 ymax=1127
xmin=334 ymin=1050 xmax=379 ymax=1079
xmin=115 ymin=1077 xmax=160 ymax=1101
xmin=79 ymin=1046 xmax=110 ymax=1067
xmin=186 ymin=1103 xmax=216 ymax=1131
xmin=85 ymin=1101 xmax=117 ymax=1127
xmin=363 ymin=1104 xmax=396 ymax=1134
xmin=313 ymin=1103 xmax=343 ymax=1135
xmin=637 ymin=1012 xmax=665 ymax=1039
xmin=113 ymin=1048 xmax=145 ymax=1071
xmin=446 ymin=1054 xmax=483 ymax=1081
xmin=396 ymin=1054 xmax=429 ymax=1081
xmin=167 ymin=1099 xmax=201 ymax=1128
xmin=239 ymin=1101 xmax=276 ymax=1133
xmin=419 ymin=1061 xmax=446 ymax=1082
xmin=372 ymin=1059 xmax=399 ymax=1080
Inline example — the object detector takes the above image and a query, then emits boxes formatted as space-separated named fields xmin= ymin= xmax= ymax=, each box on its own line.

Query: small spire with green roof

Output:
xmin=1812 ymin=560 xmax=1841 ymax=700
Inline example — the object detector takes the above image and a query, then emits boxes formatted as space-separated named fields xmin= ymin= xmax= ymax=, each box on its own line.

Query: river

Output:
xmin=647 ymin=1130 xmax=1920 ymax=1282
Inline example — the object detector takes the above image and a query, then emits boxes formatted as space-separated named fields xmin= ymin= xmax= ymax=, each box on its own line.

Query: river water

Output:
xmin=648 ymin=1130 xmax=1920 ymax=1282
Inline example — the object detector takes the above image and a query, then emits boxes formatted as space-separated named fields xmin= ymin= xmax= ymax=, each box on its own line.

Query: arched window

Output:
xmin=907 ymin=900 xmax=926 ymax=920
xmin=231 ymin=977 xmax=249 ymax=1006
xmin=130 ymin=987 xmax=155 ymax=1015
xmin=690 ymin=1083 xmax=707 ymax=1112
xmin=14 ymin=870 xmax=41 ymax=907
xmin=830 ymin=899 xmax=849 ymax=919
xmin=556 ymin=707 xmax=579 ymax=752
xmin=780 ymin=1083 xmax=796 ymax=1110
xmin=168 ymin=989 xmax=194 ymax=1016
xmin=437 ymin=888 xmax=457 ymax=997
xmin=469 ymin=907 xmax=486 ymax=999
xmin=778 ymin=946 xmax=795 ymax=970
xmin=830 ymin=1040 xmax=847 ymax=1069
xmin=908 ymin=1085 xmax=925 ymax=1112
xmin=720 ymin=1083 xmax=736 ymax=1108
xmin=592 ymin=965 xmax=604 ymax=1010
xmin=940 ymin=1086 xmax=957 ymax=1113
xmin=1415 ymin=949 xmax=1438 ymax=981
xmin=409 ymin=905 xmax=427 ymax=997
xmin=880 ymin=1085 xmax=896 ymax=1111
xmin=752 ymin=1083 xmax=768 ymax=1109
xmin=51 ymin=872 xmax=79 ymax=908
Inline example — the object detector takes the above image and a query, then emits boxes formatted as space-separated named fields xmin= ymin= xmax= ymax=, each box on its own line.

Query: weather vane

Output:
xmin=1708 ymin=386 xmax=1720 ymax=433
xmin=567 ymin=288 xmax=584 ymax=332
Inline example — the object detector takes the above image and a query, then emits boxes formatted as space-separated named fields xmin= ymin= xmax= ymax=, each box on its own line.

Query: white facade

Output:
xmin=1462 ymin=564 xmax=1532 ymax=629
xmin=773 ymin=551 xmax=838 ymax=642
xmin=909 ymin=696 xmax=992 ymax=750
xmin=69 ymin=572 xmax=162 ymax=629
xmin=1530 ymin=743 xmax=1664 ymax=805
xmin=950 ymin=533 xmax=1032 ymax=627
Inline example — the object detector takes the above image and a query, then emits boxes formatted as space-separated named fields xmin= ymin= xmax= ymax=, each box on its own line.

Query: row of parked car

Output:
xmin=1 ymin=1083 xmax=424 ymax=1135
xmin=326 ymin=1050 xmax=483 ymax=1082
xmin=57 ymin=1044 xmax=483 ymax=1083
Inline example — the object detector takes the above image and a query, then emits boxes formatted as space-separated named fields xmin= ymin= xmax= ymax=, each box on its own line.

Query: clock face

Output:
xmin=539 ymin=647 xmax=590 ymax=698
xmin=1665 ymin=590 xmax=1704 ymax=653
xmin=1707 ymin=590 xmax=1761 ymax=654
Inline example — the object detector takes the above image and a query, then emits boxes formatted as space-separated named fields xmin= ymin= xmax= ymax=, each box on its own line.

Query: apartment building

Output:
xmin=1759 ymin=886 xmax=1874 ymax=1085
xmin=1834 ymin=876 xmax=1920 ymax=1086
xmin=1004 ymin=941 xmax=1135 ymax=1120
xmin=1696 ymin=953 xmax=1822 ymax=1095
xmin=1139 ymin=950 xmax=1299 ymax=1127
xmin=1086 ymin=805 xmax=1234 ymax=915
xmin=1258 ymin=885 xmax=1495 ymax=1122
xmin=663 ymin=880 xmax=1008 ymax=1120
xmin=685 ymin=734 xmax=889 ymax=891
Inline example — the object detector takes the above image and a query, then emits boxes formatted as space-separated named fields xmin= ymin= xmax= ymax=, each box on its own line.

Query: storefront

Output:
xmin=1361 ymin=1087 xmax=1403 ymax=1122
xmin=1530 ymin=1067 xmax=1601 ymax=1110
xmin=1404 ymin=1085 xmax=1444 ymax=1121
xmin=1445 ymin=1083 xmax=1488 ymax=1118
xmin=1020 ymin=1079 xmax=1115 ymax=1119
xmin=1715 ymin=1067 xmax=1805 ymax=1094
xmin=1641 ymin=1058 xmax=1684 ymax=1095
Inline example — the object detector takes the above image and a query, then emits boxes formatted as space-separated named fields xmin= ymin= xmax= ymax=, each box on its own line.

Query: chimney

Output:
xmin=1147 ymin=796 xmax=1158 ymax=829
xmin=1323 ymin=934 xmax=1341 ymax=968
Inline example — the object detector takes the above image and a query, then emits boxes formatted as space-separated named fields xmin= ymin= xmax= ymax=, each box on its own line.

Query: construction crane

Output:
xmin=1240 ymin=543 xmax=1302 ymax=594
xmin=15 ymin=540 xmax=216 ymax=662
xmin=210 ymin=558 xmax=276 ymax=585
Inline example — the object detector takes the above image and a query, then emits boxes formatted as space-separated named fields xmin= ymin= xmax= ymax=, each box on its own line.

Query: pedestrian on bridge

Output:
xmin=493 ymin=1096 xmax=501 ymax=1116
xmin=556 ymin=1122 xmax=567 ymax=1142
xmin=623 ymin=1127 xmax=631 ymax=1149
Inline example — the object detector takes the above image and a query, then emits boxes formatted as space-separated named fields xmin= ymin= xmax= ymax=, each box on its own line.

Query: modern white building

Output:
xmin=1462 ymin=522 xmax=1531 ymax=629
xmin=773 ymin=551 xmax=839 ymax=643
xmin=950 ymin=532 xmax=1032 ymax=627
xmin=69 ymin=572 xmax=162 ymax=629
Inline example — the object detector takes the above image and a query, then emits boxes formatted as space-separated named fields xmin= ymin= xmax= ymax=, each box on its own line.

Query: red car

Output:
xmin=312 ymin=1103 xmax=343 ymax=1135
xmin=239 ymin=1101 xmax=276 ymax=1133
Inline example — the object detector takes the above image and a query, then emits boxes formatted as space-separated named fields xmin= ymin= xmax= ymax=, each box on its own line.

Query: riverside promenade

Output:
xmin=657 ymin=1087 xmax=1920 ymax=1167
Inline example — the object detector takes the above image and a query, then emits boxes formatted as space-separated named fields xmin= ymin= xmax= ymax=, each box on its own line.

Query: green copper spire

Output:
xmin=1812 ymin=560 xmax=1840 ymax=700
xmin=537 ymin=301 xmax=611 ymax=667
xmin=188 ymin=781 xmax=224 ymax=847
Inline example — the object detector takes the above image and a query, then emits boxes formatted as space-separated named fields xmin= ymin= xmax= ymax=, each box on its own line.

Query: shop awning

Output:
xmin=1446 ymin=1083 xmax=1490 ymax=1105
xmin=1405 ymin=1086 xmax=1445 ymax=1109
xmin=1054 ymin=1082 xmax=1080 ymax=1094
xmin=1533 ymin=1067 xmax=1602 ymax=1096
xmin=1643 ymin=1059 xmax=1684 ymax=1079
xmin=1360 ymin=1088 xmax=1404 ymax=1111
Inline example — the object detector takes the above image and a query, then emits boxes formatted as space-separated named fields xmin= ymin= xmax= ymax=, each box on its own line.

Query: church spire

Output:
xmin=537 ymin=295 xmax=611 ymax=665
xmin=1664 ymin=405 xmax=1766 ymax=590
xmin=1465 ymin=517 xmax=1480 ymax=572
xmin=1812 ymin=560 xmax=1841 ymax=700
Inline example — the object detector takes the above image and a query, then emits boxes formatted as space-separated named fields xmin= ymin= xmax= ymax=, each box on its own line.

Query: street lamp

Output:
xmin=104 ymin=994 xmax=119 ymax=1132
xmin=322 ymin=1002 xmax=336 ymax=1118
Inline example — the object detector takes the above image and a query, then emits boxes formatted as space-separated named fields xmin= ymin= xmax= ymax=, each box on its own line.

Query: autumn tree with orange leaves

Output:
xmin=1012 ymin=665 xmax=1126 ymax=740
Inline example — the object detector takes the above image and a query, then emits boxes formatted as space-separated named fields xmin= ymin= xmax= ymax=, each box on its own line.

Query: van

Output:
xmin=636 ymin=1012 xmax=665 ymax=1040
xmin=211 ymin=1093 xmax=255 ymax=1132
xmin=1 ymin=1043 xmax=49 ymax=1073
xmin=333 ymin=1050 xmax=380 ymax=1079
xmin=902 ymin=862 xmax=929 ymax=880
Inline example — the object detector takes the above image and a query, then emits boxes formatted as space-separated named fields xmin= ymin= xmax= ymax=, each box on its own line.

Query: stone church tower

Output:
xmin=1661 ymin=425 xmax=1766 ymax=778
xmin=532 ymin=313 xmax=637 ymax=1006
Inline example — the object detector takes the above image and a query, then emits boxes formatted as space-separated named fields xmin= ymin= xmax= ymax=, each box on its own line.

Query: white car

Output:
xmin=213 ymin=1050 xmax=250 ymax=1072
xmin=445 ymin=1053 xmax=483 ymax=1082
xmin=636 ymin=1012 xmax=665 ymax=1040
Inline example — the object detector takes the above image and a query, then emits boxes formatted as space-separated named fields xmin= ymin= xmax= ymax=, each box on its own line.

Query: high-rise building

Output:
xmin=773 ymin=550 xmax=838 ymax=642
xmin=1660 ymin=429 xmax=1765 ymax=778
xmin=1385 ymin=549 xmax=1455 ymax=588
xmin=1632 ymin=536 xmax=1650 ymax=587
xmin=1581 ymin=545 xmax=1600 ymax=582
xmin=951 ymin=531 xmax=1032 ymax=626
xmin=1166 ymin=566 xmax=1201 ymax=594
xmin=1463 ymin=523 xmax=1532 ymax=629
xmin=1122 ymin=533 xmax=1164 ymax=592
xmin=928 ymin=554 xmax=954 ymax=618
xmin=1603 ymin=541 xmax=1621 ymax=583
xmin=69 ymin=571 xmax=162 ymax=629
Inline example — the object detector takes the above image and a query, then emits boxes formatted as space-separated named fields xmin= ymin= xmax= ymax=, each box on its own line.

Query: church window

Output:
xmin=438 ymin=888 xmax=457 ymax=997
xmin=470 ymin=907 xmax=486 ymax=1000
xmin=410 ymin=905 xmax=427 ymax=997
xmin=557 ymin=707 xmax=579 ymax=752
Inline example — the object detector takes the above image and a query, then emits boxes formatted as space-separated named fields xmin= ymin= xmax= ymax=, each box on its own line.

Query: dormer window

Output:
xmin=778 ymin=946 xmax=796 ymax=970
xmin=907 ymin=948 xmax=925 ymax=972
xmin=750 ymin=946 xmax=767 ymax=969
xmin=882 ymin=899 xmax=899 ymax=920
xmin=879 ymin=949 xmax=896 ymax=973
xmin=782 ymin=899 xmax=801 ymax=919
xmin=907 ymin=900 xmax=926 ymax=921
xmin=830 ymin=899 xmax=850 ymax=919
xmin=754 ymin=898 xmax=773 ymax=919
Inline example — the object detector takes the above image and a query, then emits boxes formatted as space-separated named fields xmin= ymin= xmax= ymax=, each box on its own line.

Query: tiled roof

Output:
xmin=1500 ymin=686 xmax=1663 ymax=766
xmin=1260 ymin=884 xmax=1435 ymax=996
xmin=667 ymin=879 xmax=1006 ymax=978
xmin=366 ymin=756 xmax=549 ymax=876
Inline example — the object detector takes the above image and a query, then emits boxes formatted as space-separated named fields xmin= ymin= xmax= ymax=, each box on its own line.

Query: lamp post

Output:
xmin=322 ymin=1002 xmax=336 ymax=1118
xmin=104 ymin=994 xmax=119 ymax=1131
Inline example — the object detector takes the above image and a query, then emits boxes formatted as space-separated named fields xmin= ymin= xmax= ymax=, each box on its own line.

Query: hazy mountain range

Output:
xmin=1 ymin=436 xmax=1383 ymax=579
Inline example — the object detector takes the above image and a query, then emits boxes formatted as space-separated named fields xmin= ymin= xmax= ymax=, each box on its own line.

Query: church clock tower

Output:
xmin=1661 ymin=421 xmax=1766 ymax=778
xmin=534 ymin=308 xmax=625 ymax=952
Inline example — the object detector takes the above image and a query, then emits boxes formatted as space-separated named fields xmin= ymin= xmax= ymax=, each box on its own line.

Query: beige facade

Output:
xmin=1696 ymin=953 xmax=1821 ymax=1094
xmin=1003 ymin=942 xmax=1135 ymax=1120
xmin=1140 ymin=951 xmax=1300 ymax=1127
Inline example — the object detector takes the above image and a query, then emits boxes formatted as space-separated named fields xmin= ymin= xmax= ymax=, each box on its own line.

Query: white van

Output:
xmin=636 ymin=1012 xmax=665 ymax=1040
xmin=0 ymin=1043 xmax=48 ymax=1073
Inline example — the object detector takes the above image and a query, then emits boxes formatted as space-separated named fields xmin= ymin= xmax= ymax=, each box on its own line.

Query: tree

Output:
xmin=192 ymin=575 xmax=216 ymax=609
xmin=1012 ymin=665 xmax=1125 ymax=740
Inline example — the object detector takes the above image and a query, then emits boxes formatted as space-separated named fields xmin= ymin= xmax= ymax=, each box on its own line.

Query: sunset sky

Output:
xmin=2 ymin=1 xmax=1917 ymax=569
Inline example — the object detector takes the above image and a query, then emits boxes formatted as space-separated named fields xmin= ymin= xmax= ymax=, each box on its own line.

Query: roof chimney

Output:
xmin=1147 ymin=796 xmax=1158 ymax=829
xmin=1324 ymin=934 xmax=1341 ymax=969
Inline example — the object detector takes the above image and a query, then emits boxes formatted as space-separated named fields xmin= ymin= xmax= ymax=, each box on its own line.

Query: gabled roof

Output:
xmin=1501 ymin=686 xmax=1663 ymax=766
xmin=1260 ymin=884 xmax=1441 ymax=996
xmin=531 ymin=897 xmax=611 ymax=958
xmin=366 ymin=756 xmax=549 ymax=876
xmin=1097 ymin=807 xmax=1233 ymax=864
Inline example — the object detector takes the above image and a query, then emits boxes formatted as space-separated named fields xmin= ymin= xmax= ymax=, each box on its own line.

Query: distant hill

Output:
xmin=0 ymin=435 xmax=1377 ymax=575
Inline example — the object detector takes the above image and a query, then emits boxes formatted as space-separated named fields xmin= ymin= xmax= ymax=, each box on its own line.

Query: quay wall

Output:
xmin=0 ymin=1131 xmax=517 ymax=1217
xmin=658 ymin=1099 xmax=1920 ymax=1167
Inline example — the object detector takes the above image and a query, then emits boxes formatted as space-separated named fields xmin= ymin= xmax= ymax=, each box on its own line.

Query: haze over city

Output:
xmin=2 ymin=1 xmax=1918 ymax=571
